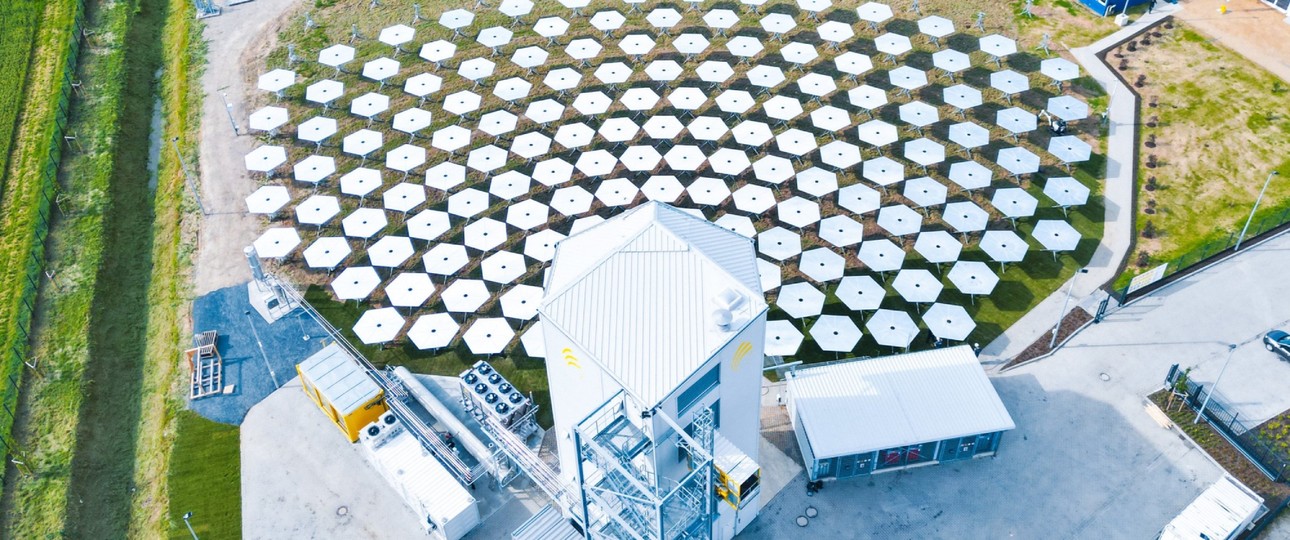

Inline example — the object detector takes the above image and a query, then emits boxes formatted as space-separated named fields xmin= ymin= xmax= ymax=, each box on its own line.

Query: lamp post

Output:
xmin=182 ymin=512 xmax=199 ymax=540
xmin=1050 ymin=268 xmax=1089 ymax=349
xmin=219 ymin=91 xmax=240 ymax=135
xmin=1235 ymin=170 xmax=1278 ymax=252
xmin=1195 ymin=344 xmax=1238 ymax=424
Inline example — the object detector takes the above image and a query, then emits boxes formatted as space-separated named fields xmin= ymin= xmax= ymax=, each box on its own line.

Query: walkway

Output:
xmin=194 ymin=0 xmax=299 ymax=295
xmin=980 ymin=4 xmax=1183 ymax=366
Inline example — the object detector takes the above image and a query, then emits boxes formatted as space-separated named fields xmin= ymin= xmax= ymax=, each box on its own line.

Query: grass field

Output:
xmin=0 ymin=1 xmax=43 ymax=197
xmin=0 ymin=0 xmax=80 ymax=495
xmin=0 ymin=0 xmax=130 ymax=535
xmin=1115 ymin=22 xmax=1290 ymax=287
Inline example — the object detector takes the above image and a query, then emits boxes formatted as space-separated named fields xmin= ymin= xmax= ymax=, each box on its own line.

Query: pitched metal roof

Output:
xmin=540 ymin=202 xmax=766 ymax=406
xmin=297 ymin=343 xmax=382 ymax=415
xmin=787 ymin=345 xmax=1015 ymax=460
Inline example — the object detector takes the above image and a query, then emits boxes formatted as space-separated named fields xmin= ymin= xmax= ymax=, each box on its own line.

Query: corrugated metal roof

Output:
xmin=540 ymin=202 xmax=766 ymax=407
xmin=786 ymin=345 xmax=1015 ymax=460
xmin=297 ymin=343 xmax=382 ymax=415
xmin=369 ymin=426 xmax=478 ymax=525
xmin=1159 ymin=475 xmax=1263 ymax=540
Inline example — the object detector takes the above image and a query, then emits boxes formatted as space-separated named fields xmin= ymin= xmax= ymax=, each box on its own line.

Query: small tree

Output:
xmin=1168 ymin=367 xmax=1193 ymax=412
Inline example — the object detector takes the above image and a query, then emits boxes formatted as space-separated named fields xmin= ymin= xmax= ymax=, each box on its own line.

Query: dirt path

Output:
xmin=1177 ymin=0 xmax=1290 ymax=84
xmin=194 ymin=0 xmax=302 ymax=295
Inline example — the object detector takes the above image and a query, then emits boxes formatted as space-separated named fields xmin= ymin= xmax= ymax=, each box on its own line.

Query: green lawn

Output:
xmin=1116 ymin=23 xmax=1290 ymax=288
xmin=166 ymin=412 xmax=241 ymax=540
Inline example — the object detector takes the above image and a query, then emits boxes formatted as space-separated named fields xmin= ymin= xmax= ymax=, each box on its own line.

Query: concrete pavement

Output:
xmin=981 ymin=4 xmax=1183 ymax=364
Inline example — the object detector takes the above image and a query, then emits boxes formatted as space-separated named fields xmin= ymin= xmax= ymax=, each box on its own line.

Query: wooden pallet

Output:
xmin=186 ymin=331 xmax=223 ymax=399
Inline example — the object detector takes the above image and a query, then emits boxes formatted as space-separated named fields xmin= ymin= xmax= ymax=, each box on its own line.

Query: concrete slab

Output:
xmin=241 ymin=376 xmax=560 ymax=539
xmin=241 ymin=379 xmax=429 ymax=539
xmin=190 ymin=282 xmax=327 ymax=424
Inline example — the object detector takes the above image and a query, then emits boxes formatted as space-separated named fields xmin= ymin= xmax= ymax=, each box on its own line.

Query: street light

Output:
xmin=1194 ymin=344 xmax=1238 ymax=424
xmin=1050 ymin=268 xmax=1089 ymax=349
xmin=219 ymin=91 xmax=240 ymax=135
xmin=1234 ymin=170 xmax=1278 ymax=252
xmin=182 ymin=511 xmax=199 ymax=540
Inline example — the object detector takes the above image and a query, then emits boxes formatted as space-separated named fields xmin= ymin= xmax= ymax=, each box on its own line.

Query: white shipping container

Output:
xmin=360 ymin=416 xmax=480 ymax=539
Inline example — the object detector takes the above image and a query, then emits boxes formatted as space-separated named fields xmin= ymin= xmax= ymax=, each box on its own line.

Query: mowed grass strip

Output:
xmin=165 ymin=412 xmax=240 ymax=540
xmin=0 ymin=0 xmax=138 ymax=535
xmin=1118 ymin=23 xmax=1290 ymax=285
xmin=0 ymin=0 xmax=80 ymax=491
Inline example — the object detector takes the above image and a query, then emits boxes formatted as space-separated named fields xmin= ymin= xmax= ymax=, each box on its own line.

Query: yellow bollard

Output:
xmin=1218 ymin=4 xmax=1227 ymax=13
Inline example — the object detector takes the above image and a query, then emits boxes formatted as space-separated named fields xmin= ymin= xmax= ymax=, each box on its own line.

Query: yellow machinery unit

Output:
xmin=297 ymin=343 xmax=386 ymax=442
xmin=713 ymin=433 xmax=761 ymax=510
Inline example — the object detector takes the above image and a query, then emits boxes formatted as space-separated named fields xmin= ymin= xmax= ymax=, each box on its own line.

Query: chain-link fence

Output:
xmin=0 ymin=0 xmax=86 ymax=473
xmin=1165 ymin=364 xmax=1290 ymax=483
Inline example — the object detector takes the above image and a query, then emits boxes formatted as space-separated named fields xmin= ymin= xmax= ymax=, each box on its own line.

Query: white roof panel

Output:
xmin=787 ymin=345 xmax=1014 ymax=459
xmin=297 ymin=343 xmax=381 ymax=415
xmin=541 ymin=202 xmax=766 ymax=406
xmin=1159 ymin=475 xmax=1263 ymax=540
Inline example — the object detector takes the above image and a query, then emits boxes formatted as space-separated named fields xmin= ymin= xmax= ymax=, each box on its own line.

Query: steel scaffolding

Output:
xmin=573 ymin=391 xmax=715 ymax=540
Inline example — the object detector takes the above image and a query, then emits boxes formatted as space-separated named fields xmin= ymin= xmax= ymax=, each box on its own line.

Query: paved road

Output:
xmin=752 ymin=231 xmax=1290 ymax=538
xmin=195 ymin=0 xmax=299 ymax=295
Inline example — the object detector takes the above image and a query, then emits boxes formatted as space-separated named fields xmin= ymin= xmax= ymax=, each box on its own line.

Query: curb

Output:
xmin=997 ymin=308 xmax=1097 ymax=373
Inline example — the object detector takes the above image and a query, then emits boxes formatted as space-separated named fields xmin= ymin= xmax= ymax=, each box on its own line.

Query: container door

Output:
xmin=837 ymin=455 xmax=858 ymax=478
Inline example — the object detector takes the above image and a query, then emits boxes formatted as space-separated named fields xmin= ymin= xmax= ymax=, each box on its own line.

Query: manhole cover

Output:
xmin=1099 ymin=372 xmax=1111 ymax=382
xmin=796 ymin=516 xmax=809 ymax=527
xmin=336 ymin=506 xmax=349 ymax=516
xmin=805 ymin=506 xmax=818 ymax=518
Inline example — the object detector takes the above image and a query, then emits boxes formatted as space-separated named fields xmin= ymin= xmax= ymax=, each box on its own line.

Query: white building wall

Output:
xmin=715 ymin=312 xmax=766 ymax=461
xmin=541 ymin=319 xmax=624 ymax=482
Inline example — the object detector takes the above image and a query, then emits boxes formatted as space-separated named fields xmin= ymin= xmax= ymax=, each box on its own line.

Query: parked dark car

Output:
xmin=1264 ymin=330 xmax=1290 ymax=361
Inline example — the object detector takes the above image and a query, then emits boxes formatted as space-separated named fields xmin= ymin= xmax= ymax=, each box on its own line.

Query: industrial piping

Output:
xmin=391 ymin=367 xmax=498 ymax=478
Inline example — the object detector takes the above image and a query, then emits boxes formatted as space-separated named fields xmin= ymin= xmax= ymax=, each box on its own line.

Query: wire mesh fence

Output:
xmin=1116 ymin=206 xmax=1290 ymax=303
xmin=1165 ymin=364 xmax=1290 ymax=483
xmin=0 ymin=0 xmax=87 ymax=471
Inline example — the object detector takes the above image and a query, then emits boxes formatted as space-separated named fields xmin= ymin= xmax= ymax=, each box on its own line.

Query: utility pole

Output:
xmin=1234 ymin=170 xmax=1279 ymax=251
xmin=169 ymin=137 xmax=209 ymax=216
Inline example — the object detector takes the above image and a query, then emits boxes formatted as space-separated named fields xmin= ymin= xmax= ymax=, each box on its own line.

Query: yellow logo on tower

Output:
xmin=731 ymin=341 xmax=753 ymax=371
xmin=562 ymin=348 xmax=581 ymax=369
